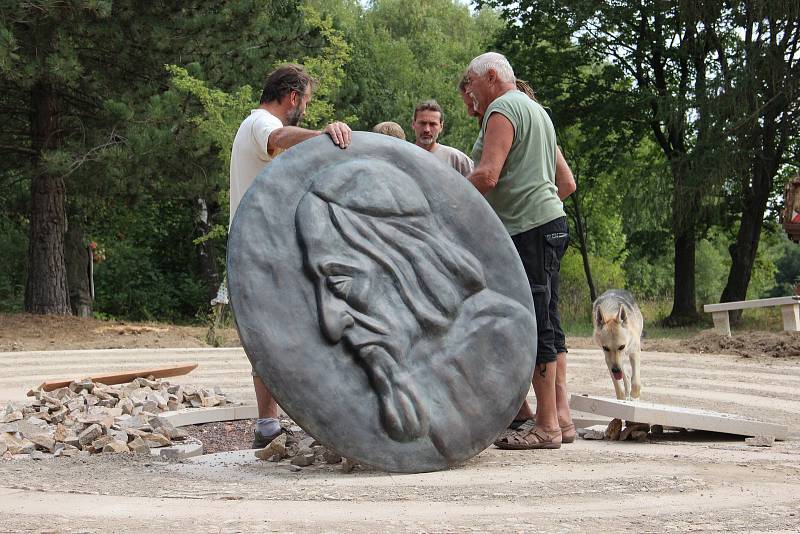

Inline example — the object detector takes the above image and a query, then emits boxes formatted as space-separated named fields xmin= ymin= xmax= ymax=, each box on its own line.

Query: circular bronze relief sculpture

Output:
xmin=228 ymin=132 xmax=536 ymax=473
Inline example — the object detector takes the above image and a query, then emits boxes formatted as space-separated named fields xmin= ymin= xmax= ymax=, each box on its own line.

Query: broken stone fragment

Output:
xmin=128 ymin=437 xmax=150 ymax=454
xmin=113 ymin=415 xmax=150 ymax=432
xmin=745 ymin=435 xmax=775 ymax=447
xmin=117 ymin=398 xmax=134 ymax=415
xmin=69 ymin=379 xmax=94 ymax=394
xmin=127 ymin=388 xmax=149 ymax=406
xmin=16 ymin=418 xmax=49 ymax=439
xmin=583 ymin=429 xmax=606 ymax=440
xmin=0 ymin=423 xmax=18 ymax=433
xmin=3 ymin=411 xmax=22 ymax=423
xmin=52 ymin=387 xmax=74 ymax=401
xmin=621 ymin=423 xmax=650 ymax=441
xmin=49 ymin=408 xmax=68 ymax=424
xmin=133 ymin=377 xmax=159 ymax=389
xmin=53 ymin=423 xmax=68 ymax=443
xmin=30 ymin=450 xmax=47 ymax=460
xmin=149 ymin=416 xmax=187 ymax=440
xmin=78 ymin=424 xmax=103 ymax=447
xmin=290 ymin=448 xmax=316 ymax=467
xmin=141 ymin=400 xmax=159 ymax=414
xmin=631 ymin=430 xmax=649 ymax=442
xmin=605 ymin=418 xmax=623 ymax=441
xmin=201 ymin=394 xmax=221 ymax=408
xmin=65 ymin=398 xmax=85 ymax=412
xmin=41 ymin=394 xmax=62 ymax=410
xmin=323 ymin=449 xmax=343 ymax=464
xmin=28 ymin=433 xmax=56 ymax=453
xmin=102 ymin=440 xmax=130 ymax=453
xmin=91 ymin=435 xmax=116 ymax=450
xmin=140 ymin=432 xmax=172 ymax=448
xmin=341 ymin=457 xmax=358 ymax=473
xmin=254 ymin=433 xmax=288 ymax=460
xmin=108 ymin=428 xmax=129 ymax=443
xmin=4 ymin=434 xmax=35 ymax=455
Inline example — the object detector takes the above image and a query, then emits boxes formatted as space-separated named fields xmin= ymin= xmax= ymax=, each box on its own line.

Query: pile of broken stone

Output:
xmin=1 ymin=377 xmax=234 ymax=460
xmin=253 ymin=429 xmax=359 ymax=473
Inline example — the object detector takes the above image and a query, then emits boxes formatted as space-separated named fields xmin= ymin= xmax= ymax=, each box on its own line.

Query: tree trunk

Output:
xmin=665 ymin=229 xmax=700 ymax=325
xmin=568 ymin=192 xmax=597 ymax=303
xmin=195 ymin=197 xmax=220 ymax=303
xmin=24 ymin=80 xmax=70 ymax=315
xmin=65 ymin=224 xmax=93 ymax=317
xmin=720 ymin=164 xmax=773 ymax=321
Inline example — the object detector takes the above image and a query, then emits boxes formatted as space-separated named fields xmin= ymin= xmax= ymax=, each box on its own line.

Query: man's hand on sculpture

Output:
xmin=324 ymin=122 xmax=352 ymax=149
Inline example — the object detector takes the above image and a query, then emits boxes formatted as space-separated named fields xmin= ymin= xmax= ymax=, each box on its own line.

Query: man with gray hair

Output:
xmin=465 ymin=51 xmax=576 ymax=449
xmin=411 ymin=100 xmax=473 ymax=177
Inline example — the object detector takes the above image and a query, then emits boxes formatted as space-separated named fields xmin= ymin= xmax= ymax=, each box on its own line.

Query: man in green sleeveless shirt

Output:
xmin=465 ymin=52 xmax=576 ymax=449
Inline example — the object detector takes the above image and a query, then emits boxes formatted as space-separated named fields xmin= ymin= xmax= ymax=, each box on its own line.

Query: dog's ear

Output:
xmin=595 ymin=307 xmax=604 ymax=327
xmin=617 ymin=305 xmax=627 ymax=324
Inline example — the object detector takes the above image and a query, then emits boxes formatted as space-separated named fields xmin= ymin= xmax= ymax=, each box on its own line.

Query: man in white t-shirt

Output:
xmin=229 ymin=64 xmax=352 ymax=448
xmin=411 ymin=100 xmax=473 ymax=178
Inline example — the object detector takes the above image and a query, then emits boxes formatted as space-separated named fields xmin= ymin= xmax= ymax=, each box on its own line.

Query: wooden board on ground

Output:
xmin=569 ymin=394 xmax=788 ymax=440
xmin=35 ymin=362 xmax=199 ymax=392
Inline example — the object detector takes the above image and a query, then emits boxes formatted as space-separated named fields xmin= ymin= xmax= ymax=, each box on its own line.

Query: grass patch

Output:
xmin=560 ymin=298 xmax=787 ymax=339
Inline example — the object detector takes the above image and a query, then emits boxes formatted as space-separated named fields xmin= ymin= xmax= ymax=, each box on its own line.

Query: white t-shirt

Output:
xmin=229 ymin=108 xmax=283 ymax=224
xmin=431 ymin=144 xmax=474 ymax=178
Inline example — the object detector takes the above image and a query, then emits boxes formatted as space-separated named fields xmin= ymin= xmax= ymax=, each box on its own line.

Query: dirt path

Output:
xmin=1 ymin=437 xmax=798 ymax=532
xmin=1 ymin=315 xmax=799 ymax=532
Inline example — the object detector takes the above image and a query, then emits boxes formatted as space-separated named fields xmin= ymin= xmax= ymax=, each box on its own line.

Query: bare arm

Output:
xmin=268 ymin=121 xmax=352 ymax=153
xmin=467 ymin=113 xmax=514 ymax=195
xmin=555 ymin=146 xmax=576 ymax=200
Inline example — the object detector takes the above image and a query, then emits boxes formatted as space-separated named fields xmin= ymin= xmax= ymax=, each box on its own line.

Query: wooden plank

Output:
xmin=704 ymin=296 xmax=799 ymax=313
xmin=36 ymin=362 xmax=198 ymax=392
xmin=569 ymin=394 xmax=788 ymax=440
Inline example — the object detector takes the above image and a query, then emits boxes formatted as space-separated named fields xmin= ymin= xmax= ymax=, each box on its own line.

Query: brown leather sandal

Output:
xmin=495 ymin=419 xmax=534 ymax=443
xmin=494 ymin=426 xmax=562 ymax=450
xmin=560 ymin=422 xmax=576 ymax=444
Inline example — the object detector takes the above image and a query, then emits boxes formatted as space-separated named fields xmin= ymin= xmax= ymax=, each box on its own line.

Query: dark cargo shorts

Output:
xmin=511 ymin=216 xmax=569 ymax=365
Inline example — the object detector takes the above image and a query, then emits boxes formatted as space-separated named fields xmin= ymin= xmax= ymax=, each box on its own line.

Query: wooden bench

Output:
xmin=703 ymin=296 xmax=800 ymax=336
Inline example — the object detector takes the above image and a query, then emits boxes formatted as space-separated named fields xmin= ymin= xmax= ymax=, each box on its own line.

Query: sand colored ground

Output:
xmin=0 ymin=314 xmax=798 ymax=532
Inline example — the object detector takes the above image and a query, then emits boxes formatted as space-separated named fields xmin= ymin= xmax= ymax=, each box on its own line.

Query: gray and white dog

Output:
xmin=592 ymin=289 xmax=644 ymax=400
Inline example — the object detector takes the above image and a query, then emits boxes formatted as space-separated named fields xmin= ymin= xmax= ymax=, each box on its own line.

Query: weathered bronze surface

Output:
xmin=228 ymin=132 xmax=536 ymax=472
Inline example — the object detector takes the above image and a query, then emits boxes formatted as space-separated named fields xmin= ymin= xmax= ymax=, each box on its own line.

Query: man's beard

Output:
xmin=286 ymin=102 xmax=303 ymax=126
xmin=357 ymin=343 xmax=429 ymax=442
xmin=417 ymin=135 xmax=435 ymax=146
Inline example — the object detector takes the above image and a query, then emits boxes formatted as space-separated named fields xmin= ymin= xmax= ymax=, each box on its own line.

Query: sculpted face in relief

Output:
xmin=227 ymin=131 xmax=538 ymax=472
xmin=296 ymin=160 xmax=513 ymax=450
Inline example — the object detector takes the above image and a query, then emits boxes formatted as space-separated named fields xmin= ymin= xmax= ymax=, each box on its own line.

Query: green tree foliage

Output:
xmin=332 ymin=0 xmax=502 ymax=152
xmin=0 ymin=0 xmax=499 ymax=321
xmin=483 ymin=0 xmax=799 ymax=325
xmin=0 ymin=0 xmax=356 ymax=319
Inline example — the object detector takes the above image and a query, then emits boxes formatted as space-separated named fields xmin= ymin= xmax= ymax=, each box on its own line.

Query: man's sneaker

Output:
xmin=252 ymin=428 xmax=282 ymax=449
